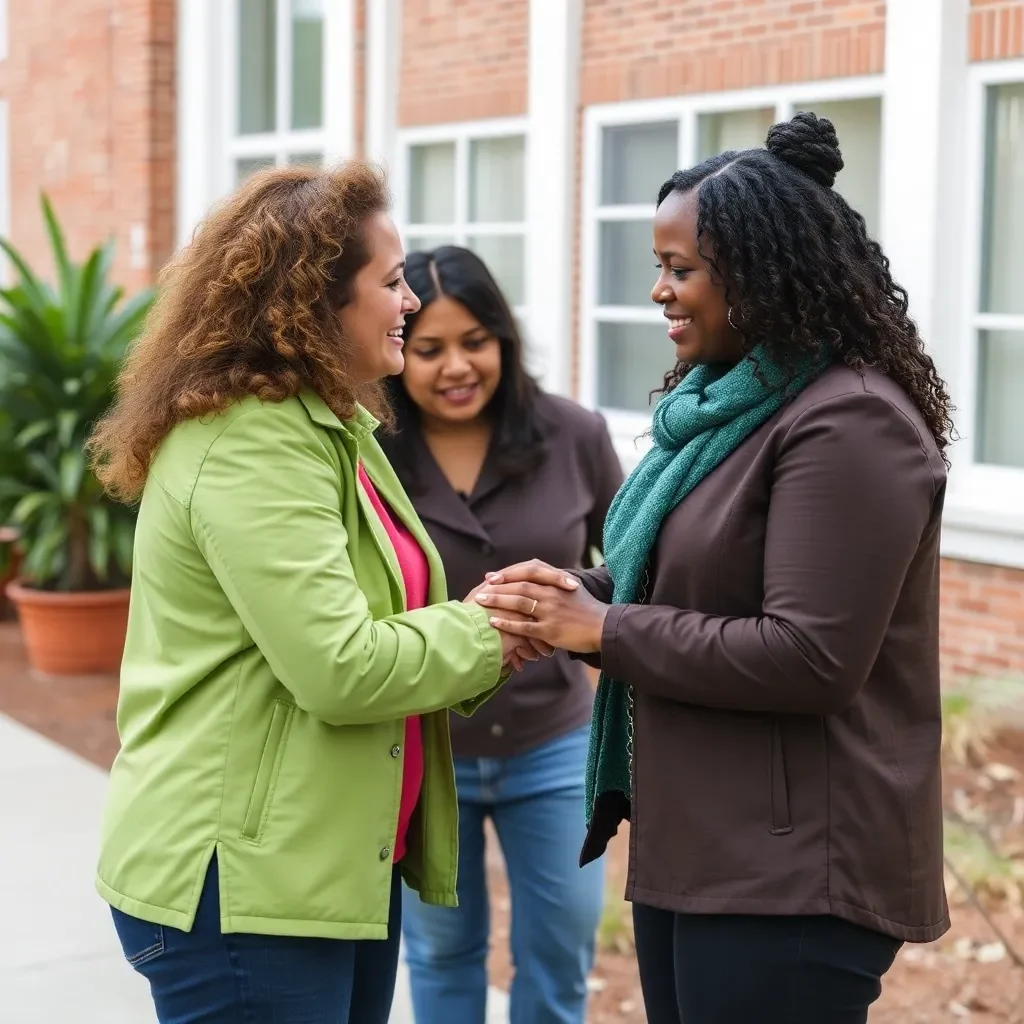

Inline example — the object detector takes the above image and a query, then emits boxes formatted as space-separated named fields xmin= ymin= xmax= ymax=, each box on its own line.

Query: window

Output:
xmin=974 ymin=82 xmax=1024 ymax=469
xmin=793 ymin=98 xmax=882 ymax=238
xmin=398 ymin=124 xmax=528 ymax=310
xmin=581 ymin=83 xmax=883 ymax=447
xmin=230 ymin=0 xmax=326 ymax=184
xmin=592 ymin=120 xmax=680 ymax=415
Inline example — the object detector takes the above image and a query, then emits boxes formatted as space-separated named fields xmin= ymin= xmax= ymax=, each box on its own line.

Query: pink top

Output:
xmin=357 ymin=464 xmax=428 ymax=864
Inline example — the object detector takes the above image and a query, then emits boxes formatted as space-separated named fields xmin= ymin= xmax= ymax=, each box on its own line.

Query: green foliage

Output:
xmin=0 ymin=196 xmax=154 ymax=590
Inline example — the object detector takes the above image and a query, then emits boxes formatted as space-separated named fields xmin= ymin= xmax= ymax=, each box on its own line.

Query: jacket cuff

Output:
xmin=599 ymin=604 xmax=630 ymax=680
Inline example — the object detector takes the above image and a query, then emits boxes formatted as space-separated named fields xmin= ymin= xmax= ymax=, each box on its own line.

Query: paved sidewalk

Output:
xmin=0 ymin=713 xmax=509 ymax=1023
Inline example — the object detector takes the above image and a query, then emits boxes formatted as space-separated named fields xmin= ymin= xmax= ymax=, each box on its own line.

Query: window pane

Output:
xmin=697 ymin=108 xmax=773 ymax=160
xmin=981 ymin=83 xmax=1024 ymax=315
xmin=597 ymin=322 xmax=673 ymax=412
xmin=601 ymin=122 xmax=678 ymax=206
xmin=288 ymin=152 xmax=321 ymax=167
xmin=977 ymin=331 xmax=1024 ymax=468
xmin=797 ymin=98 xmax=882 ymax=238
xmin=599 ymin=220 xmax=655 ymax=307
xmin=403 ymin=234 xmax=455 ymax=255
xmin=409 ymin=143 xmax=456 ymax=224
xmin=291 ymin=0 xmax=324 ymax=129
xmin=467 ymin=235 xmax=525 ymax=306
xmin=238 ymin=0 xmax=276 ymax=135
xmin=236 ymin=156 xmax=277 ymax=184
xmin=470 ymin=136 xmax=525 ymax=223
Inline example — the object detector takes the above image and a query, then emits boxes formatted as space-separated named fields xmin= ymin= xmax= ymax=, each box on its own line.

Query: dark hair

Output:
xmin=656 ymin=111 xmax=954 ymax=463
xmin=381 ymin=245 xmax=545 ymax=491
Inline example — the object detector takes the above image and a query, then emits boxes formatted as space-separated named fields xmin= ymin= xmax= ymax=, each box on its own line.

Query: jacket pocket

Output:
xmin=769 ymin=719 xmax=793 ymax=835
xmin=241 ymin=700 xmax=295 ymax=843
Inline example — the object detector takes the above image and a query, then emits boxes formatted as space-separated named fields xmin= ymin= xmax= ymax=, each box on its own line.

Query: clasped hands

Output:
xmin=462 ymin=560 xmax=610 ymax=672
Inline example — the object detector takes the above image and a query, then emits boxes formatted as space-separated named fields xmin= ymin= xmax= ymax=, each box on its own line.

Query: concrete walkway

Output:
xmin=0 ymin=714 xmax=508 ymax=1023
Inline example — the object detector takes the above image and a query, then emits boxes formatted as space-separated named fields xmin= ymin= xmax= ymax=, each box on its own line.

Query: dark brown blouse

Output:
xmin=395 ymin=392 xmax=623 ymax=759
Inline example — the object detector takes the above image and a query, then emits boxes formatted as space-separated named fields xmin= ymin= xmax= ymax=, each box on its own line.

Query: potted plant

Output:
xmin=0 ymin=197 xmax=154 ymax=674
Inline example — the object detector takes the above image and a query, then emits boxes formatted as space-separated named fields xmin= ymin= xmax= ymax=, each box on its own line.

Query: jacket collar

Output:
xmin=401 ymin=430 xmax=504 ymax=546
xmin=298 ymin=390 xmax=378 ymax=442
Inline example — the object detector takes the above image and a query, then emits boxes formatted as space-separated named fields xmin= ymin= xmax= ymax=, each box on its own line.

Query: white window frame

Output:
xmin=177 ymin=0 xmax=354 ymax=245
xmin=579 ymin=76 xmax=885 ymax=467
xmin=221 ymin=0 xmax=330 ymax=189
xmin=394 ymin=117 xmax=530 ymax=317
xmin=942 ymin=58 xmax=1024 ymax=569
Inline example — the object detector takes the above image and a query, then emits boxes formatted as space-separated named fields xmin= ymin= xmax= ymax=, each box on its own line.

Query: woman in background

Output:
xmin=380 ymin=245 xmax=623 ymax=1024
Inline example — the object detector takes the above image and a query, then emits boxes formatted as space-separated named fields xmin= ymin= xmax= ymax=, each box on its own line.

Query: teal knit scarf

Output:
xmin=585 ymin=347 xmax=823 ymax=824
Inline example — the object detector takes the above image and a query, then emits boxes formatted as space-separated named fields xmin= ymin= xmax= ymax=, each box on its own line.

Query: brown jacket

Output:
xmin=576 ymin=365 xmax=950 ymax=943
xmin=392 ymin=392 xmax=622 ymax=759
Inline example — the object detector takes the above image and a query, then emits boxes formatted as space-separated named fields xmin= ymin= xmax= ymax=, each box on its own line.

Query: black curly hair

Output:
xmin=656 ymin=111 xmax=954 ymax=463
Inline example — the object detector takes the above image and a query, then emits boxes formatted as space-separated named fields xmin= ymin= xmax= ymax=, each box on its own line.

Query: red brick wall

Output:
xmin=941 ymin=559 xmax=1024 ymax=683
xmin=970 ymin=0 xmax=1024 ymax=61
xmin=398 ymin=0 xmax=529 ymax=126
xmin=580 ymin=0 xmax=886 ymax=106
xmin=0 ymin=0 xmax=175 ymax=294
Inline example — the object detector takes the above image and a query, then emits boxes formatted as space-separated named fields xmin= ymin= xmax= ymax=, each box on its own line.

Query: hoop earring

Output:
xmin=727 ymin=306 xmax=738 ymax=331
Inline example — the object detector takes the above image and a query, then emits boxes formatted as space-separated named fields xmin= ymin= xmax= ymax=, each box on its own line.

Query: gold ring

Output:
xmin=529 ymin=599 xmax=538 ymax=616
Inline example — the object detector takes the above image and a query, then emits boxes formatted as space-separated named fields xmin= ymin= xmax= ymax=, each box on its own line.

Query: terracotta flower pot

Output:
xmin=5 ymin=580 xmax=130 ymax=675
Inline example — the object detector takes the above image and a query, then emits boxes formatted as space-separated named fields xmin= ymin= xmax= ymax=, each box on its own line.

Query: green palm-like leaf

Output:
xmin=11 ymin=491 xmax=57 ymax=524
xmin=15 ymin=420 xmax=53 ymax=447
xmin=41 ymin=195 xmax=75 ymax=304
xmin=88 ymin=504 xmax=111 ymax=581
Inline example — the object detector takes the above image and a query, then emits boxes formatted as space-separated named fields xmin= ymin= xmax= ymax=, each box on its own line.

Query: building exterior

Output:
xmin=2 ymin=0 xmax=1023 ymax=685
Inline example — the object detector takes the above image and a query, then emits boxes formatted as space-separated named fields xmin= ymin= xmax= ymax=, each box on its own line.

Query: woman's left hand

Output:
xmin=475 ymin=581 xmax=610 ymax=654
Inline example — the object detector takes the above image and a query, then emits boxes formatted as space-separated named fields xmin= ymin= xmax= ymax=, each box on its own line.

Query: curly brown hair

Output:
xmin=89 ymin=161 xmax=392 ymax=502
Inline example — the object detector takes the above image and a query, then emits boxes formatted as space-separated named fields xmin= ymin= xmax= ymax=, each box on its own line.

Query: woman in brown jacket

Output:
xmin=473 ymin=113 xmax=953 ymax=1023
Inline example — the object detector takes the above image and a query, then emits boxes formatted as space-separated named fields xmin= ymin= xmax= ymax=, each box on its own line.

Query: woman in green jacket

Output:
xmin=88 ymin=162 xmax=557 ymax=1024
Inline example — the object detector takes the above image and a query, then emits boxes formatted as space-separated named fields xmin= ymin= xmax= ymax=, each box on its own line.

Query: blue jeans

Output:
xmin=110 ymin=855 xmax=402 ymax=1023
xmin=402 ymin=726 xmax=604 ymax=1024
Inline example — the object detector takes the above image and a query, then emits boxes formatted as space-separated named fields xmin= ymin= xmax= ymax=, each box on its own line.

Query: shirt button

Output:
xmin=490 ymin=724 xmax=504 ymax=738
xmin=390 ymin=745 xmax=401 ymax=758
xmin=481 ymin=542 xmax=495 ymax=555
xmin=380 ymin=846 xmax=391 ymax=861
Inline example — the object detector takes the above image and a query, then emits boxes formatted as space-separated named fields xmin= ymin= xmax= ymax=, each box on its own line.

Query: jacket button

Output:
xmin=380 ymin=846 xmax=391 ymax=861
xmin=490 ymin=723 xmax=504 ymax=738
xmin=390 ymin=744 xmax=401 ymax=758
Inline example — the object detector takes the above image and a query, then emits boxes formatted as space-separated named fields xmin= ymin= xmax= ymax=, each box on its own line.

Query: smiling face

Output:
xmin=651 ymin=189 xmax=745 ymax=368
xmin=400 ymin=294 xmax=503 ymax=428
xmin=338 ymin=212 xmax=421 ymax=384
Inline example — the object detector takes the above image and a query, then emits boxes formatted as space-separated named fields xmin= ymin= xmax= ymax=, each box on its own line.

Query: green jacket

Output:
xmin=96 ymin=392 xmax=504 ymax=940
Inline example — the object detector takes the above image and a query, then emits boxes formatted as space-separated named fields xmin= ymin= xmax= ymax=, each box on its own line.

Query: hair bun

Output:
xmin=765 ymin=112 xmax=844 ymax=188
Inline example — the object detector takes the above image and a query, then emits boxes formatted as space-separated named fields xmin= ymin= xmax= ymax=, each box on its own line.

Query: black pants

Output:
xmin=632 ymin=905 xmax=902 ymax=1024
